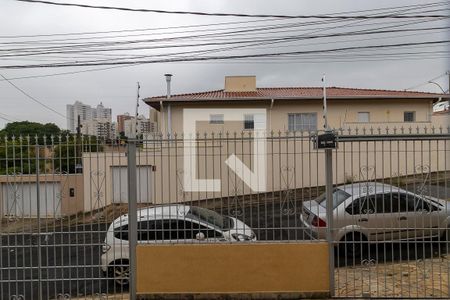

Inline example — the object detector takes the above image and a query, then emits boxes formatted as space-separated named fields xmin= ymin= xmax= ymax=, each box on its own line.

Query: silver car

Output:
xmin=101 ymin=204 xmax=256 ymax=285
xmin=301 ymin=183 xmax=450 ymax=256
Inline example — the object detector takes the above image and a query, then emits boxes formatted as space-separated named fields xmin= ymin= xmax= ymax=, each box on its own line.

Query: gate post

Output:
xmin=35 ymin=143 xmax=43 ymax=300
xmin=127 ymin=140 xmax=138 ymax=299
xmin=325 ymin=147 xmax=335 ymax=297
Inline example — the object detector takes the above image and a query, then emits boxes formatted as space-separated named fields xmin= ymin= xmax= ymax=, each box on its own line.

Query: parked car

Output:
xmin=300 ymin=183 xmax=450 ymax=256
xmin=433 ymin=100 xmax=449 ymax=112
xmin=101 ymin=204 xmax=256 ymax=286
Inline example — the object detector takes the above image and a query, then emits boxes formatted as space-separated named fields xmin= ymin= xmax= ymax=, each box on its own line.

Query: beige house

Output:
xmin=144 ymin=76 xmax=448 ymax=134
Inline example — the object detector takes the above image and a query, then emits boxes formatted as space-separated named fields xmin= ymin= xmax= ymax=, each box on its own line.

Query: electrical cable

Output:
xmin=13 ymin=0 xmax=450 ymax=19
xmin=0 ymin=73 xmax=66 ymax=119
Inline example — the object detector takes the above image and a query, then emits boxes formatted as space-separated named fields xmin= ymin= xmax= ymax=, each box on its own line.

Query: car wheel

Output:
xmin=340 ymin=232 xmax=367 ymax=258
xmin=109 ymin=259 xmax=130 ymax=286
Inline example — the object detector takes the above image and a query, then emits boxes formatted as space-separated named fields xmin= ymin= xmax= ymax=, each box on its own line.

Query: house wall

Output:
xmin=159 ymin=99 xmax=433 ymax=134
xmin=0 ymin=174 xmax=84 ymax=217
xmin=82 ymin=153 xmax=156 ymax=211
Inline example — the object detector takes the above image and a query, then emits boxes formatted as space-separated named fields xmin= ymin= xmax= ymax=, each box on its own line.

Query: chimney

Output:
xmin=165 ymin=74 xmax=172 ymax=98
xmin=224 ymin=76 xmax=256 ymax=92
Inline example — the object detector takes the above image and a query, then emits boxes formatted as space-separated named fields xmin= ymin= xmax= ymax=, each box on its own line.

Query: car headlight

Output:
xmin=231 ymin=233 xmax=252 ymax=241
xmin=102 ymin=243 xmax=111 ymax=254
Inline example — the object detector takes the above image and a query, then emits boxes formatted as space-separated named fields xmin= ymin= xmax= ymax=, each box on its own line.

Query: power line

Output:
xmin=2 ymin=1 xmax=446 ymax=45
xmin=2 ymin=39 xmax=448 ymax=69
xmin=0 ymin=20 xmax=446 ymax=59
xmin=14 ymin=0 xmax=450 ymax=19
xmin=0 ymin=73 xmax=67 ymax=119
xmin=0 ymin=111 xmax=20 ymax=122
xmin=0 ymin=114 xmax=13 ymax=122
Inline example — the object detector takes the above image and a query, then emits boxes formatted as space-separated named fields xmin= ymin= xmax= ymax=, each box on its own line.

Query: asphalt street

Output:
xmin=0 ymin=185 xmax=449 ymax=299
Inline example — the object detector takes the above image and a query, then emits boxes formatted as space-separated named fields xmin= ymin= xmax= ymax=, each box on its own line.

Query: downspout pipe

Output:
xmin=269 ymin=99 xmax=274 ymax=132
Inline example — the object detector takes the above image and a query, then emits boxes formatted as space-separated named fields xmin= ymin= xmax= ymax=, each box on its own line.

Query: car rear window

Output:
xmin=318 ymin=189 xmax=351 ymax=209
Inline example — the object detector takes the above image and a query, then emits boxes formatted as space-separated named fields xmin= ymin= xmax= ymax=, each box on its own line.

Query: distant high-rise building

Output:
xmin=123 ymin=115 xmax=156 ymax=138
xmin=66 ymin=101 xmax=112 ymax=133
xmin=80 ymin=118 xmax=114 ymax=139
xmin=116 ymin=113 xmax=132 ymax=134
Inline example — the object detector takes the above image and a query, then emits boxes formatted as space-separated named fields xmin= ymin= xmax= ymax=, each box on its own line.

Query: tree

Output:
xmin=0 ymin=121 xmax=64 ymax=144
xmin=53 ymin=136 xmax=103 ymax=173
xmin=0 ymin=140 xmax=44 ymax=175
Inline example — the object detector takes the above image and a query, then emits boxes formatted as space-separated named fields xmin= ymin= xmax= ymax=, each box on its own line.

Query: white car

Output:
xmin=433 ymin=100 xmax=449 ymax=112
xmin=101 ymin=204 xmax=256 ymax=285
xmin=301 ymin=183 xmax=450 ymax=257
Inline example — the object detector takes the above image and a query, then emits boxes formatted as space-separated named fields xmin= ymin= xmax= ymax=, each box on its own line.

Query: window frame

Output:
xmin=209 ymin=114 xmax=224 ymax=125
xmin=357 ymin=112 xmax=370 ymax=123
xmin=243 ymin=114 xmax=255 ymax=130
xmin=404 ymin=111 xmax=416 ymax=122
xmin=287 ymin=113 xmax=318 ymax=132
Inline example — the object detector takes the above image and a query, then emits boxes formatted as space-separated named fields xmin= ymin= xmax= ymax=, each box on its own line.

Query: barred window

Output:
xmin=404 ymin=111 xmax=415 ymax=122
xmin=288 ymin=113 xmax=317 ymax=131
xmin=244 ymin=114 xmax=254 ymax=130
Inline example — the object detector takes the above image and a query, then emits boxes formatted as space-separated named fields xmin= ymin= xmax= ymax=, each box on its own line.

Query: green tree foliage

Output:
xmin=0 ymin=140 xmax=44 ymax=175
xmin=53 ymin=136 xmax=104 ymax=173
xmin=0 ymin=121 xmax=64 ymax=144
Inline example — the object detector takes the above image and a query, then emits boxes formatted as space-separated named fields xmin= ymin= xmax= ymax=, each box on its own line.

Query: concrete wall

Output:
xmin=0 ymin=174 xmax=84 ymax=217
xmin=136 ymin=242 xmax=329 ymax=296
xmin=83 ymin=132 xmax=449 ymax=207
xmin=82 ymin=153 xmax=155 ymax=211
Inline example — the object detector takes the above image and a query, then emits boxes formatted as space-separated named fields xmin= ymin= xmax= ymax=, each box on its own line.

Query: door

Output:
xmin=399 ymin=193 xmax=443 ymax=239
xmin=111 ymin=166 xmax=152 ymax=203
xmin=345 ymin=194 xmax=400 ymax=241
xmin=1 ymin=182 xmax=61 ymax=217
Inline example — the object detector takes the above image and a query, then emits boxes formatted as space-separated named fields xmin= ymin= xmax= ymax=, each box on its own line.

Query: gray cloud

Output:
xmin=0 ymin=0 xmax=448 ymax=129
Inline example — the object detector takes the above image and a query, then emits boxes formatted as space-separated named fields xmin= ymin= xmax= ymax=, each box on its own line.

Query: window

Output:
xmin=288 ymin=113 xmax=317 ymax=131
xmin=317 ymin=188 xmax=351 ymax=209
xmin=132 ymin=219 xmax=223 ymax=241
xmin=345 ymin=196 xmax=375 ymax=215
xmin=186 ymin=206 xmax=232 ymax=230
xmin=182 ymin=220 xmax=223 ymax=239
xmin=209 ymin=114 xmax=224 ymax=124
xmin=404 ymin=111 xmax=416 ymax=122
xmin=358 ymin=112 xmax=370 ymax=123
xmin=389 ymin=193 xmax=416 ymax=212
xmin=244 ymin=114 xmax=254 ymax=130
xmin=114 ymin=224 xmax=129 ymax=240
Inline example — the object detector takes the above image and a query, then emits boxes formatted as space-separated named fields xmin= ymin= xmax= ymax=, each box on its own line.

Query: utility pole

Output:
xmin=76 ymin=114 xmax=82 ymax=173
xmin=322 ymin=74 xmax=328 ymax=129
xmin=135 ymin=82 xmax=140 ymax=139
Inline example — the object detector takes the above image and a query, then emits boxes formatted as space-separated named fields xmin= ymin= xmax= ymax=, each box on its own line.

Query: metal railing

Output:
xmin=0 ymin=126 xmax=449 ymax=299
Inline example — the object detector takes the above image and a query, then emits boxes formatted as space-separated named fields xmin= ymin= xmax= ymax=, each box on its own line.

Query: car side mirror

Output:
xmin=195 ymin=232 xmax=206 ymax=241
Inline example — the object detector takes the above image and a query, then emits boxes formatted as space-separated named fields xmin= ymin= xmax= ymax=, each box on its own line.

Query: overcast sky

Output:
xmin=0 ymin=0 xmax=448 ymax=129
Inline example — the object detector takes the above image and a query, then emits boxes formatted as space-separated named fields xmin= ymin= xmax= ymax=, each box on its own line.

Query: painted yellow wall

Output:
xmin=224 ymin=76 xmax=257 ymax=92
xmin=159 ymin=99 xmax=432 ymax=134
xmin=136 ymin=242 xmax=329 ymax=295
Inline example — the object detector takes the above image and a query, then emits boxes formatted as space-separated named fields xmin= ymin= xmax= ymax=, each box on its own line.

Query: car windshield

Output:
xmin=186 ymin=206 xmax=232 ymax=230
xmin=317 ymin=189 xmax=351 ymax=209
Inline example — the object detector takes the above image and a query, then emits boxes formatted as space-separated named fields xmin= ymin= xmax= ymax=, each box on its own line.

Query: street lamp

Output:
xmin=428 ymin=80 xmax=447 ymax=94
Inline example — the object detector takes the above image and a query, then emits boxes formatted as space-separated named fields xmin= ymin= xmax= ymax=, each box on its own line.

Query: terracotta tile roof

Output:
xmin=146 ymin=87 xmax=447 ymax=102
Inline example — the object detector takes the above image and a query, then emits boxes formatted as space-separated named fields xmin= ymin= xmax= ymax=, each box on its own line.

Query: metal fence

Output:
xmin=0 ymin=127 xmax=449 ymax=299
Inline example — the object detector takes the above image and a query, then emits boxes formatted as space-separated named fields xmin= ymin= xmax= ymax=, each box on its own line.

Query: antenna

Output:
xmin=135 ymin=82 xmax=140 ymax=139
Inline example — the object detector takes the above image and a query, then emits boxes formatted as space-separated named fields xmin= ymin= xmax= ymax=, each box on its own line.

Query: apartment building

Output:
xmin=66 ymin=101 xmax=112 ymax=133
xmin=144 ymin=76 xmax=448 ymax=134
